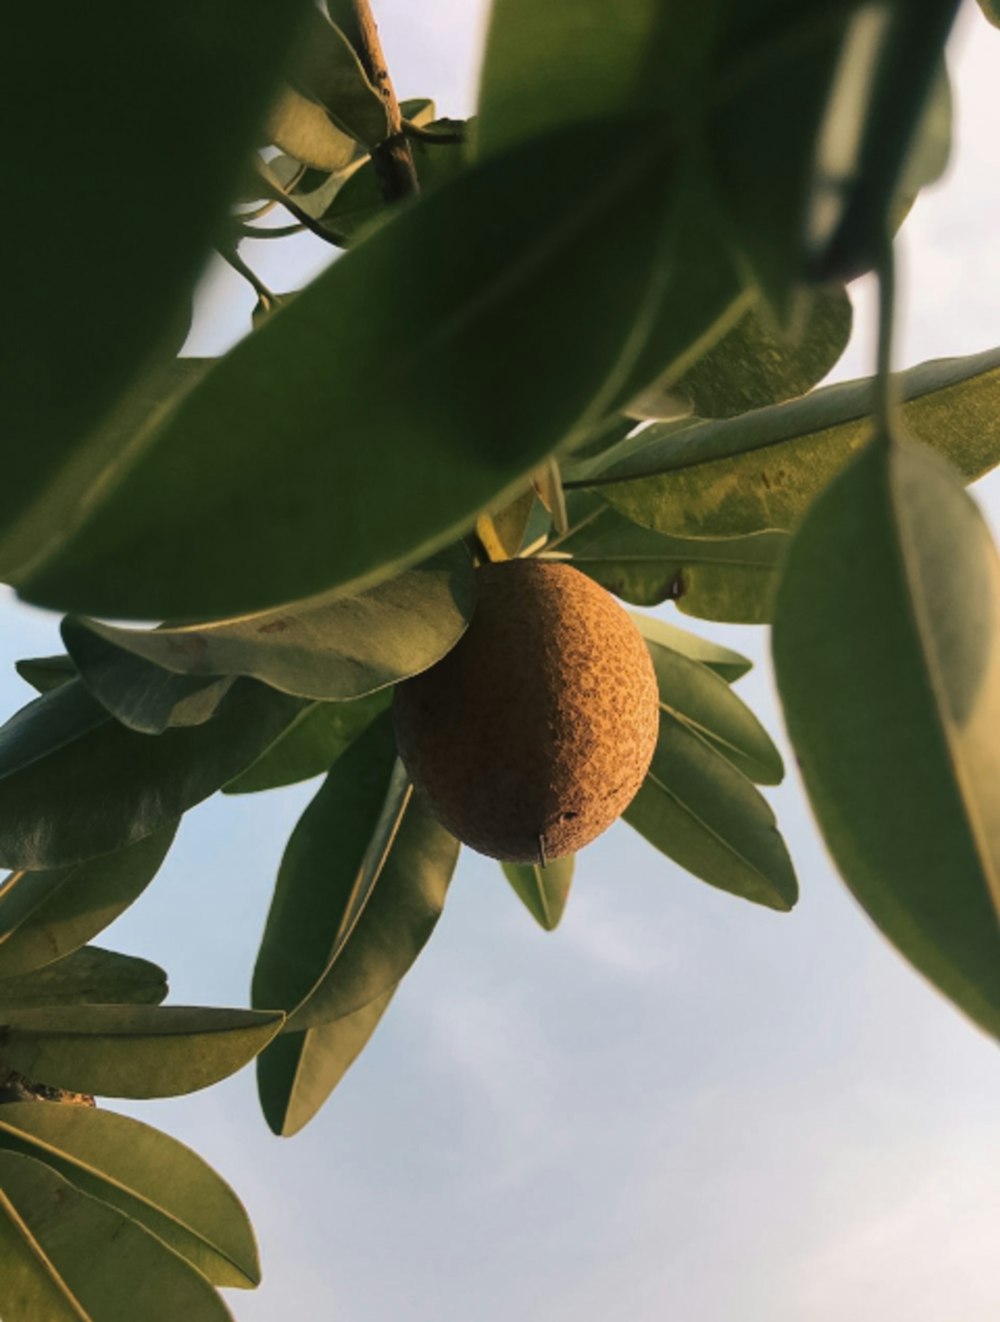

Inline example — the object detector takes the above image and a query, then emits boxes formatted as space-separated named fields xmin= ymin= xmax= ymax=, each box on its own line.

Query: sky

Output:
xmin=1 ymin=4 xmax=999 ymax=1320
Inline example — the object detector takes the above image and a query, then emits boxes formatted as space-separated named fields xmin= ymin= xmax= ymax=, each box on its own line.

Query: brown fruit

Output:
xmin=393 ymin=559 xmax=659 ymax=863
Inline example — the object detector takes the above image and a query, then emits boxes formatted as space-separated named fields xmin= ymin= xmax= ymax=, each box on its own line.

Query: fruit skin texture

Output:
xmin=393 ymin=559 xmax=659 ymax=864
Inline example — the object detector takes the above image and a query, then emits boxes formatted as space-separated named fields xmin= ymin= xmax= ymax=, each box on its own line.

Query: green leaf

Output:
xmin=223 ymin=691 xmax=390 ymax=795
xmin=553 ymin=495 xmax=787 ymax=623
xmin=264 ymin=86 xmax=359 ymax=171
xmin=253 ymin=715 xmax=460 ymax=1034
xmin=593 ymin=347 xmax=1000 ymax=538
xmin=0 ymin=680 xmax=303 ymax=870
xmin=500 ymin=858 xmax=574 ymax=931
xmin=0 ymin=828 xmax=176 ymax=979
xmin=15 ymin=657 xmax=78 ymax=695
xmin=624 ymin=715 xmax=797 ymax=911
xmin=13 ymin=123 xmax=684 ymax=622
xmin=4 ymin=4 xmax=309 ymax=512
xmin=62 ymin=546 xmax=476 ymax=728
xmin=977 ymin=0 xmax=1000 ymax=28
xmin=632 ymin=286 xmax=853 ymax=421
xmin=630 ymin=615 xmax=752 ymax=683
xmin=283 ymin=9 xmax=389 ymax=148
xmin=643 ymin=641 xmax=783 ymax=786
xmin=0 ymin=948 xmax=167 ymax=1010
xmin=0 ymin=1151 xmax=234 ymax=1321
xmin=773 ymin=437 xmax=1000 ymax=1038
xmin=0 ymin=1104 xmax=260 ymax=1288
xmin=0 ymin=1006 xmax=284 ymax=1099
xmin=893 ymin=62 xmax=952 ymax=220
xmin=476 ymin=489 xmax=537 ymax=561
xmin=256 ymin=986 xmax=395 ymax=1137
xmin=807 ymin=1 xmax=961 ymax=280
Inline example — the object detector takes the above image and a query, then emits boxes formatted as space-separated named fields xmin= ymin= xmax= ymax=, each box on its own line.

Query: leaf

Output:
xmin=0 ymin=1006 xmax=284 ymax=1099
xmin=0 ymin=827 xmax=176 ymax=978
xmin=553 ymin=495 xmax=787 ymax=623
xmin=253 ymin=715 xmax=460 ymax=1033
xmin=0 ymin=1103 xmax=260 ymax=1288
xmin=630 ymin=615 xmax=752 ymax=684
xmin=500 ymin=858 xmax=574 ymax=931
xmin=476 ymin=489 xmax=536 ymax=561
xmin=807 ymin=1 xmax=961 ymax=280
xmin=264 ymin=86 xmax=359 ymax=171
xmin=977 ymin=0 xmax=1000 ymax=28
xmin=593 ymin=347 xmax=1000 ymax=538
xmin=13 ymin=123 xmax=686 ymax=622
xmin=62 ymin=545 xmax=476 ymax=723
xmin=223 ymin=691 xmax=390 ymax=795
xmin=282 ymin=8 xmax=388 ymax=148
xmin=0 ymin=948 xmax=167 ymax=1010
xmin=643 ymin=641 xmax=783 ymax=785
xmin=0 ymin=680 xmax=304 ymax=870
xmin=772 ymin=436 xmax=1000 ymax=1038
xmin=0 ymin=1151 xmax=234 ymax=1321
xmin=16 ymin=657 xmax=78 ymax=695
xmin=893 ymin=62 xmax=952 ymax=220
xmin=4 ymin=4 xmax=309 ymax=516
xmin=624 ymin=714 xmax=797 ymax=912
xmin=256 ymin=986 xmax=395 ymax=1137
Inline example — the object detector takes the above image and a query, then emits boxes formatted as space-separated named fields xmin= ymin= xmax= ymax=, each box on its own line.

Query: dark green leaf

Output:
xmin=0 ymin=1151 xmax=234 ymax=1321
xmin=15 ymin=656 xmax=77 ymax=695
xmin=0 ymin=827 xmax=176 ymax=978
xmin=630 ymin=615 xmax=752 ymax=683
xmin=0 ymin=680 xmax=303 ymax=870
xmin=62 ymin=546 xmax=476 ymax=723
xmin=643 ymin=641 xmax=783 ymax=785
xmin=553 ymin=496 xmax=786 ymax=623
xmin=13 ymin=124 xmax=683 ymax=622
xmin=0 ymin=1104 xmax=260 ymax=1288
xmin=0 ymin=1006 xmax=284 ymax=1099
xmin=500 ymin=858 xmax=574 ymax=931
xmin=257 ymin=987 xmax=395 ymax=1136
xmin=773 ymin=437 xmax=1000 ymax=1038
xmin=624 ymin=715 xmax=797 ymax=911
xmin=4 ymin=4 xmax=308 ymax=521
xmin=593 ymin=347 xmax=1000 ymax=538
xmin=223 ymin=691 xmax=390 ymax=795
xmin=0 ymin=948 xmax=167 ymax=1010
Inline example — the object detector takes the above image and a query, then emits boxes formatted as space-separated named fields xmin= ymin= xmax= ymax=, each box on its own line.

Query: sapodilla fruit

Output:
xmin=393 ymin=559 xmax=659 ymax=864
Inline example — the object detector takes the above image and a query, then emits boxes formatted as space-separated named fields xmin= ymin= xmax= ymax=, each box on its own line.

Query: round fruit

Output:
xmin=393 ymin=559 xmax=659 ymax=863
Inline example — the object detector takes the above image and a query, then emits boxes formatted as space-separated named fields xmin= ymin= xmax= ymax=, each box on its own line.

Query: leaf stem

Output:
xmin=217 ymin=244 xmax=277 ymax=307
xmin=874 ymin=231 xmax=899 ymax=444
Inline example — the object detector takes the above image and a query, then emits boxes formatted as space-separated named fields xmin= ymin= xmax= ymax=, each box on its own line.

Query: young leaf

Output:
xmin=500 ymin=857 xmax=574 ymax=932
xmin=0 ymin=1103 xmax=260 ymax=1288
xmin=0 ymin=1006 xmax=284 ymax=1099
xmin=257 ymin=987 xmax=395 ymax=1137
xmin=223 ymin=691 xmax=390 ymax=795
xmin=0 ymin=680 xmax=304 ymax=870
xmin=0 ymin=947 xmax=167 ymax=1009
xmin=0 ymin=826 xmax=176 ymax=978
xmin=629 ymin=615 xmax=752 ymax=684
xmin=643 ymin=642 xmax=784 ymax=786
xmin=62 ymin=545 xmax=476 ymax=715
xmin=592 ymin=346 xmax=1000 ymax=538
xmin=773 ymin=437 xmax=1000 ymax=1039
xmin=14 ymin=124 xmax=682 ymax=622
xmin=624 ymin=714 xmax=797 ymax=912
xmin=0 ymin=1151 xmax=234 ymax=1322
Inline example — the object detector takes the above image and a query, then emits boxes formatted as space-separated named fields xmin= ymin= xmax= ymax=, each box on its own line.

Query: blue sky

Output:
xmin=1 ymin=4 xmax=998 ymax=1319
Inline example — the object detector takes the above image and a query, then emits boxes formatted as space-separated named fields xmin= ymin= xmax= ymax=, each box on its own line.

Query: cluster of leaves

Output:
xmin=3 ymin=0 xmax=1000 ymax=1317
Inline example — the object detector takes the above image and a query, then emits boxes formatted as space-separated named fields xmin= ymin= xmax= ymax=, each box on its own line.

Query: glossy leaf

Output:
xmin=15 ymin=124 xmax=679 ymax=622
xmin=0 ymin=1104 xmax=260 ymax=1288
xmin=15 ymin=656 xmax=77 ymax=695
xmin=4 ymin=5 xmax=308 ymax=525
xmin=0 ymin=827 xmax=176 ymax=978
xmin=62 ymin=546 xmax=476 ymax=718
xmin=643 ymin=641 xmax=783 ymax=785
xmin=630 ymin=615 xmax=752 ymax=683
xmin=0 ymin=680 xmax=303 ymax=870
xmin=501 ymin=858 xmax=574 ymax=931
xmin=773 ymin=437 xmax=1000 ymax=1037
xmin=0 ymin=1006 xmax=284 ymax=1099
xmin=624 ymin=715 xmax=797 ymax=912
xmin=257 ymin=986 xmax=395 ymax=1136
xmin=553 ymin=496 xmax=786 ymax=623
xmin=0 ymin=1151 xmax=234 ymax=1322
xmin=0 ymin=947 xmax=167 ymax=1010
xmin=223 ymin=691 xmax=390 ymax=795
xmin=594 ymin=347 xmax=1000 ymax=538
